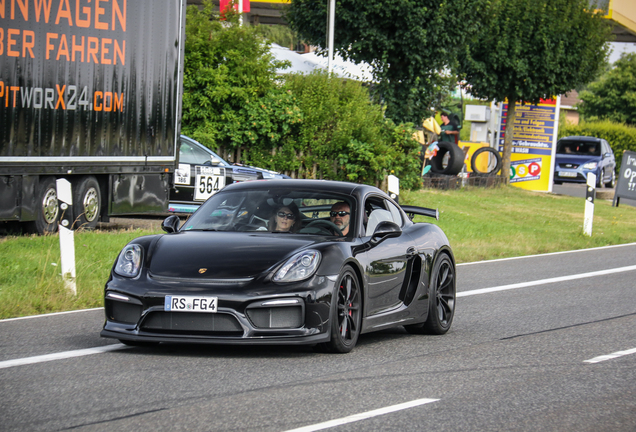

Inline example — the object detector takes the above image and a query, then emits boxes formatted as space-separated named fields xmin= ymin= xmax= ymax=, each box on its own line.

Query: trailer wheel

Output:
xmin=73 ymin=176 xmax=101 ymax=230
xmin=34 ymin=177 xmax=60 ymax=235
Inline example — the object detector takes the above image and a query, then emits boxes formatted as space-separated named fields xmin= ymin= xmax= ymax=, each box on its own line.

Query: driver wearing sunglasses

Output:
xmin=329 ymin=202 xmax=351 ymax=235
xmin=269 ymin=203 xmax=301 ymax=232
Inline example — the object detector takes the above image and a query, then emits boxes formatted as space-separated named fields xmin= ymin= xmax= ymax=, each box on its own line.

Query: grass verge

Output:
xmin=1 ymin=186 xmax=635 ymax=319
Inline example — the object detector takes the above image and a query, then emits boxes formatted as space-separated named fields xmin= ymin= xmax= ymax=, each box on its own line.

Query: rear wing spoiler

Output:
xmin=400 ymin=205 xmax=439 ymax=221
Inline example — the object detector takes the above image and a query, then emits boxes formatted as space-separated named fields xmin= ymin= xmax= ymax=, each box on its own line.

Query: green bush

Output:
xmin=559 ymin=120 xmax=636 ymax=171
xmin=181 ymin=1 xmax=422 ymax=189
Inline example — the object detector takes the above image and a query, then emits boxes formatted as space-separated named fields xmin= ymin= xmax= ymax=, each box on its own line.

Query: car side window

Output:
xmin=387 ymin=201 xmax=404 ymax=227
xmin=364 ymin=196 xmax=402 ymax=236
xmin=180 ymin=141 xmax=212 ymax=165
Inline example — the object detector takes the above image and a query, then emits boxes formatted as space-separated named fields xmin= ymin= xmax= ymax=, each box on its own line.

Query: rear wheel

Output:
xmin=316 ymin=268 xmax=361 ymax=353
xmin=34 ymin=177 xmax=60 ymax=235
xmin=605 ymin=169 xmax=616 ymax=188
xmin=73 ymin=176 xmax=101 ymax=229
xmin=405 ymin=252 xmax=456 ymax=335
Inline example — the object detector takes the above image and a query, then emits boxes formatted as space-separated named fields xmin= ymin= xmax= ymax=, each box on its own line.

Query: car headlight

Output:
xmin=273 ymin=250 xmax=321 ymax=282
xmin=114 ymin=244 xmax=143 ymax=278
xmin=583 ymin=162 xmax=598 ymax=169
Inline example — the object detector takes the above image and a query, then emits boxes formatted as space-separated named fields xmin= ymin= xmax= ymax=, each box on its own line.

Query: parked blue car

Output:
xmin=169 ymin=136 xmax=289 ymax=213
xmin=553 ymin=136 xmax=616 ymax=188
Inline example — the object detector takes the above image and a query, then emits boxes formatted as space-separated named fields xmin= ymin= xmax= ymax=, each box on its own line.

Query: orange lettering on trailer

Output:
xmin=100 ymin=37 xmax=111 ymax=64
xmin=94 ymin=91 xmax=103 ymax=111
xmin=72 ymin=34 xmax=84 ymax=62
xmin=114 ymin=92 xmax=123 ymax=111
xmin=112 ymin=0 xmax=126 ymax=31
xmin=75 ymin=0 xmax=90 ymax=27
xmin=95 ymin=0 xmax=108 ymax=30
xmin=55 ymin=0 xmax=72 ymax=26
xmin=12 ymin=0 xmax=29 ymax=20
xmin=46 ymin=32 xmax=57 ymax=59
xmin=34 ymin=0 xmax=53 ymax=23
xmin=23 ymin=30 xmax=35 ymax=57
xmin=56 ymin=33 xmax=70 ymax=60
xmin=87 ymin=36 xmax=98 ymax=63
xmin=56 ymin=85 xmax=66 ymax=109
xmin=113 ymin=39 xmax=124 ymax=65
xmin=7 ymin=28 xmax=19 ymax=56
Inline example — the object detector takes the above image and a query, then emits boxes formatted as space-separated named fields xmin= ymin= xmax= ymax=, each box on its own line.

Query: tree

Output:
xmin=457 ymin=0 xmax=610 ymax=183
xmin=578 ymin=53 xmax=636 ymax=126
xmin=182 ymin=0 xmax=299 ymax=164
xmin=285 ymin=0 xmax=482 ymax=124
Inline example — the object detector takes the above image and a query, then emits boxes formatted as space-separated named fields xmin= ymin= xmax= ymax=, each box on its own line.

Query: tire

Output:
xmin=404 ymin=252 xmax=456 ymax=335
xmin=316 ymin=267 xmax=362 ymax=353
xmin=470 ymin=147 xmax=502 ymax=175
xmin=73 ymin=176 xmax=101 ymax=230
xmin=34 ymin=177 xmax=60 ymax=235
xmin=605 ymin=169 xmax=616 ymax=188
xmin=430 ymin=142 xmax=464 ymax=176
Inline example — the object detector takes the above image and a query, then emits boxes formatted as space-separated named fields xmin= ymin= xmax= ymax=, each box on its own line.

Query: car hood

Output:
xmin=148 ymin=231 xmax=319 ymax=279
xmin=555 ymin=154 xmax=600 ymax=164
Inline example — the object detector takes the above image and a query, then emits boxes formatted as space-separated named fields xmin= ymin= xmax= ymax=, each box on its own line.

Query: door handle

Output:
xmin=406 ymin=247 xmax=417 ymax=257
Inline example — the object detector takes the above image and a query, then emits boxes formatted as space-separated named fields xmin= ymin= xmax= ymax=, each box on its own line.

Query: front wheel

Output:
xmin=33 ymin=177 xmax=60 ymax=235
xmin=605 ymin=169 xmax=616 ymax=188
xmin=597 ymin=169 xmax=605 ymax=188
xmin=405 ymin=252 xmax=456 ymax=335
xmin=316 ymin=268 xmax=361 ymax=353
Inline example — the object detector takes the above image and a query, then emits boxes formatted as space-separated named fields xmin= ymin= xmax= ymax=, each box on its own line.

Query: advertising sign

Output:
xmin=498 ymin=98 xmax=561 ymax=192
xmin=613 ymin=151 xmax=636 ymax=207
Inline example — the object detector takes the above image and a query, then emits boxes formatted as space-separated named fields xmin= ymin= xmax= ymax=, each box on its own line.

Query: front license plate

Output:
xmin=558 ymin=171 xmax=577 ymax=178
xmin=165 ymin=296 xmax=218 ymax=313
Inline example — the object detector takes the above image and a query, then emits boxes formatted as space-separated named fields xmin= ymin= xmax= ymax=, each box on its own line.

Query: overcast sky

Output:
xmin=608 ymin=42 xmax=636 ymax=63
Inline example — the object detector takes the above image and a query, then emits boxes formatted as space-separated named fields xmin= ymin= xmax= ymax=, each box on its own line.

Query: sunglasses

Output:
xmin=330 ymin=211 xmax=350 ymax=217
xmin=277 ymin=212 xmax=296 ymax=220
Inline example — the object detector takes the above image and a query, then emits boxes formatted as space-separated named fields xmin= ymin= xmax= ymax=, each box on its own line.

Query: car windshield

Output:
xmin=182 ymin=188 xmax=354 ymax=236
xmin=557 ymin=141 xmax=600 ymax=156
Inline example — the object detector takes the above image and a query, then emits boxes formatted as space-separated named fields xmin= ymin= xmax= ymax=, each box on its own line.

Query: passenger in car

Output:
xmin=330 ymin=202 xmax=351 ymax=235
xmin=269 ymin=203 xmax=301 ymax=232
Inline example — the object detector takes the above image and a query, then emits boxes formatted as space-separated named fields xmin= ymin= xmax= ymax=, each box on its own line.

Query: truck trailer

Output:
xmin=0 ymin=0 xmax=186 ymax=233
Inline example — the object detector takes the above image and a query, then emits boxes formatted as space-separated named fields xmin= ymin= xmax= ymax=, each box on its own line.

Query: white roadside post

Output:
xmin=327 ymin=0 xmax=335 ymax=74
xmin=57 ymin=179 xmax=77 ymax=295
xmin=583 ymin=172 xmax=596 ymax=237
xmin=388 ymin=175 xmax=400 ymax=203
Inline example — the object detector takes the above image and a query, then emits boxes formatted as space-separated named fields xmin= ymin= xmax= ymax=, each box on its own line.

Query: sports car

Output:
xmin=101 ymin=180 xmax=456 ymax=353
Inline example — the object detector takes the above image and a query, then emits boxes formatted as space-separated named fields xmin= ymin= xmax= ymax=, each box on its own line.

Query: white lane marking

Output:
xmin=457 ymin=265 xmax=636 ymax=297
xmin=283 ymin=398 xmax=439 ymax=432
xmin=0 ymin=307 xmax=103 ymax=323
xmin=584 ymin=348 xmax=636 ymax=364
xmin=457 ymin=242 xmax=636 ymax=267
xmin=0 ymin=344 xmax=128 ymax=370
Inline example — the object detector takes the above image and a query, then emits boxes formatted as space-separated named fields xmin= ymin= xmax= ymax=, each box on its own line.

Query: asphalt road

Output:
xmin=553 ymin=183 xmax=636 ymax=207
xmin=1 ymin=244 xmax=635 ymax=431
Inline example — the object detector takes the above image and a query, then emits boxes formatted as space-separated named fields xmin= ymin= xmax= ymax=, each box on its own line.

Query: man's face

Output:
xmin=330 ymin=203 xmax=350 ymax=235
xmin=441 ymin=114 xmax=449 ymax=125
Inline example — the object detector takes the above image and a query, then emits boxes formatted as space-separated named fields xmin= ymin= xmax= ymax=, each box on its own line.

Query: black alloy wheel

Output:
xmin=405 ymin=252 xmax=456 ymax=335
xmin=317 ymin=267 xmax=361 ymax=353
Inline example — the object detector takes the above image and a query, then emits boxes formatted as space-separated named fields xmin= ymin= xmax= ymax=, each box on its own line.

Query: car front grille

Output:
xmin=106 ymin=300 xmax=142 ymax=324
xmin=141 ymin=312 xmax=243 ymax=335
xmin=246 ymin=306 xmax=303 ymax=329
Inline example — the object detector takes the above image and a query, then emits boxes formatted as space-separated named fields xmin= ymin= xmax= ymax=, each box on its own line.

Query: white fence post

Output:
xmin=583 ymin=173 xmax=596 ymax=237
xmin=57 ymin=179 xmax=77 ymax=295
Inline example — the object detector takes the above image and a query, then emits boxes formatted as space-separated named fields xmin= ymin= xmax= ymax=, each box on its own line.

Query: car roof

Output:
xmin=219 ymin=179 xmax=380 ymax=197
xmin=559 ymin=136 xmax=603 ymax=143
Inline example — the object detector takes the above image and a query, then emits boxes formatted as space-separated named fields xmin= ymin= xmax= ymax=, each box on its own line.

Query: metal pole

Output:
xmin=327 ymin=0 xmax=335 ymax=74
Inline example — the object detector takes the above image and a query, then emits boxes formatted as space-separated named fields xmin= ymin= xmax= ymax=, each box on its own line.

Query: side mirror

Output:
xmin=210 ymin=156 xmax=223 ymax=166
xmin=372 ymin=221 xmax=402 ymax=240
xmin=162 ymin=215 xmax=181 ymax=233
